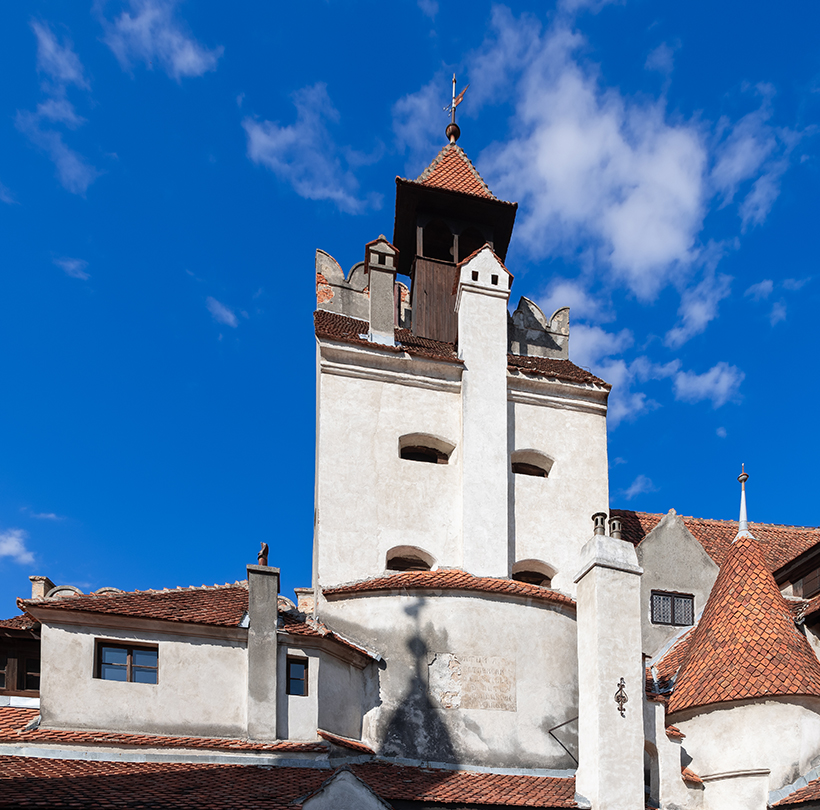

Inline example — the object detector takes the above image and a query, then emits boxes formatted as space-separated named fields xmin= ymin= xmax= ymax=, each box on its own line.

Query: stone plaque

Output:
xmin=428 ymin=653 xmax=515 ymax=711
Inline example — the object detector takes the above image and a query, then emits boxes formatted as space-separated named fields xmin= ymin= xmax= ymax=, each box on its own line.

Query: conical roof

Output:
xmin=414 ymin=144 xmax=499 ymax=200
xmin=668 ymin=533 xmax=820 ymax=714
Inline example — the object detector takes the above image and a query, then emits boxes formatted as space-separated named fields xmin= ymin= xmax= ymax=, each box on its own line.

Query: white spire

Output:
xmin=737 ymin=464 xmax=750 ymax=539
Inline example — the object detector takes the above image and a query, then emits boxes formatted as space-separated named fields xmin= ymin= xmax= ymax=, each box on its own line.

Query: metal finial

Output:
xmin=258 ymin=542 xmax=269 ymax=567
xmin=737 ymin=464 xmax=749 ymax=535
xmin=443 ymin=74 xmax=468 ymax=144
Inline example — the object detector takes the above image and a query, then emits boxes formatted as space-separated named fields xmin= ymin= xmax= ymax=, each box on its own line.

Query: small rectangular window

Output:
xmin=287 ymin=657 xmax=308 ymax=696
xmin=96 ymin=643 xmax=158 ymax=684
xmin=0 ymin=641 xmax=40 ymax=696
xmin=651 ymin=591 xmax=694 ymax=626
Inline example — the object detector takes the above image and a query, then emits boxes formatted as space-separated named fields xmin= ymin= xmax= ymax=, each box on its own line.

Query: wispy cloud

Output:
xmin=745 ymin=279 xmax=774 ymax=300
xmin=0 ymin=528 xmax=35 ymax=565
xmin=716 ymin=426 xmax=727 ymax=438
xmin=665 ymin=269 xmax=732 ymax=348
xmin=392 ymin=77 xmax=449 ymax=177
xmin=243 ymin=83 xmax=380 ymax=214
xmin=783 ymin=277 xmax=810 ymax=291
xmin=100 ymin=0 xmax=223 ymax=81
xmin=54 ymin=257 xmax=90 ymax=280
xmin=673 ymin=362 xmax=744 ymax=407
xmin=30 ymin=512 xmax=62 ymax=520
xmin=769 ymin=301 xmax=787 ymax=326
xmin=417 ymin=0 xmax=438 ymax=19
xmin=17 ymin=21 xmax=100 ymax=195
xmin=621 ymin=474 xmax=657 ymax=501
xmin=206 ymin=296 xmax=238 ymax=327
xmin=0 ymin=180 xmax=17 ymax=205
xmin=645 ymin=42 xmax=677 ymax=75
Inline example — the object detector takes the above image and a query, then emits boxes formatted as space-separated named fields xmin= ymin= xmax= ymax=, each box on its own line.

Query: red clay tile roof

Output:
xmin=414 ymin=144 xmax=498 ymax=200
xmin=315 ymin=310 xmax=461 ymax=364
xmin=665 ymin=725 xmax=685 ymax=740
xmin=773 ymin=775 xmax=820 ymax=806
xmin=668 ymin=533 xmax=820 ymax=715
xmin=681 ymin=767 xmax=703 ymax=786
xmin=0 ymin=707 xmax=325 ymax=754
xmin=0 ymin=756 xmax=577 ymax=808
xmin=19 ymin=584 xmax=249 ymax=628
xmin=612 ymin=509 xmax=820 ymax=572
xmin=279 ymin=611 xmax=378 ymax=660
xmin=317 ymin=729 xmax=375 ymax=754
xmin=0 ymin=614 xmax=38 ymax=631
xmin=801 ymin=594 xmax=820 ymax=622
xmin=323 ymin=569 xmax=575 ymax=610
xmin=508 ymin=354 xmax=610 ymax=388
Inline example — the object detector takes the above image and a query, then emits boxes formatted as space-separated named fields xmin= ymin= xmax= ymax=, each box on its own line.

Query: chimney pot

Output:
xmin=592 ymin=512 xmax=608 ymax=536
xmin=609 ymin=517 xmax=623 ymax=540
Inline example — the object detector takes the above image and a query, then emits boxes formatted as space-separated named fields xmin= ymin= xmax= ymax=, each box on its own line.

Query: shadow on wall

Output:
xmin=378 ymin=598 xmax=457 ymax=764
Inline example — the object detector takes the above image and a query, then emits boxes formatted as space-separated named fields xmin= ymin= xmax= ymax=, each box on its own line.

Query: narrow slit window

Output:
xmin=511 ymin=450 xmax=554 ymax=478
xmin=287 ymin=657 xmax=308 ymax=696
xmin=400 ymin=445 xmax=447 ymax=464
xmin=398 ymin=434 xmax=455 ymax=465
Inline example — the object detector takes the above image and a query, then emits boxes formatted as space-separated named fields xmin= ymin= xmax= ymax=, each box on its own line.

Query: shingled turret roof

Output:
xmin=668 ymin=532 xmax=820 ymax=714
xmin=413 ymin=144 xmax=500 ymax=201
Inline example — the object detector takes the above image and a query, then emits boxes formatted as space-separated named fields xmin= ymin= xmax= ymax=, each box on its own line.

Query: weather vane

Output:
xmin=443 ymin=74 xmax=469 ymax=144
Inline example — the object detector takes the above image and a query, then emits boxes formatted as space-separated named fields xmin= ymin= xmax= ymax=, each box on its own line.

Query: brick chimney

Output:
xmin=29 ymin=576 xmax=55 ymax=599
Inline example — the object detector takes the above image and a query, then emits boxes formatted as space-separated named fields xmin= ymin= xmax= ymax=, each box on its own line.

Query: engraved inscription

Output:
xmin=428 ymin=654 xmax=515 ymax=711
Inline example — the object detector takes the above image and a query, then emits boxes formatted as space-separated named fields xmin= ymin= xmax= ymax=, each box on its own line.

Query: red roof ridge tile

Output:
xmin=317 ymin=729 xmax=375 ymax=755
xmin=411 ymin=144 xmax=500 ymax=201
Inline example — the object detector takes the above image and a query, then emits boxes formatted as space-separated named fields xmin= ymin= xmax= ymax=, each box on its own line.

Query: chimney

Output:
xmin=29 ymin=576 xmax=55 ymax=599
xmin=246 ymin=559 xmax=280 ymax=740
xmin=294 ymin=587 xmax=315 ymax=615
xmin=366 ymin=236 xmax=398 ymax=345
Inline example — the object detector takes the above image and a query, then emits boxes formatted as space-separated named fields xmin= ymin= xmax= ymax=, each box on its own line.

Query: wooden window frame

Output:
xmin=0 ymin=640 xmax=41 ymax=697
xmin=95 ymin=641 xmax=159 ymax=684
xmin=650 ymin=591 xmax=694 ymax=626
xmin=286 ymin=656 xmax=308 ymax=697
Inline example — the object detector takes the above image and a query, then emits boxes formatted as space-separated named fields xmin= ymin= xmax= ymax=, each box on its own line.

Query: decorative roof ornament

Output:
xmin=737 ymin=464 xmax=751 ymax=539
xmin=443 ymin=74 xmax=469 ymax=144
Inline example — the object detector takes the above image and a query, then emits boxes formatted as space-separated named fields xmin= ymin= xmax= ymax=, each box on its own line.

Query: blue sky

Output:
xmin=1 ymin=1 xmax=819 ymax=616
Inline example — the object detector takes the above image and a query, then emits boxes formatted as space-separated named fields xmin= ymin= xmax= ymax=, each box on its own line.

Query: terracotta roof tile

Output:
xmin=317 ymin=729 xmax=375 ymax=754
xmin=19 ymin=584 xmax=249 ymax=628
xmin=279 ymin=611 xmax=377 ymax=659
xmin=0 ymin=614 xmax=38 ymax=631
xmin=612 ymin=509 xmax=820 ymax=572
xmin=323 ymin=569 xmax=575 ymax=610
xmin=414 ymin=144 xmax=498 ymax=200
xmin=649 ymin=629 xmax=695 ymax=696
xmin=681 ymin=767 xmax=703 ymax=786
xmin=314 ymin=310 xmax=461 ymax=363
xmin=0 ymin=707 xmax=325 ymax=754
xmin=665 ymin=725 xmax=685 ymax=740
xmin=773 ymin=775 xmax=820 ymax=806
xmin=508 ymin=354 xmax=610 ymax=387
xmin=0 ymin=755 xmax=577 ymax=808
xmin=668 ymin=533 xmax=820 ymax=715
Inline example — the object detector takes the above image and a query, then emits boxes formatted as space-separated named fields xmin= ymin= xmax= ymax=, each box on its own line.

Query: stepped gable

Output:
xmin=612 ymin=509 xmax=820 ymax=572
xmin=413 ymin=143 xmax=499 ymax=201
xmin=323 ymin=569 xmax=575 ymax=610
xmin=668 ymin=532 xmax=820 ymax=715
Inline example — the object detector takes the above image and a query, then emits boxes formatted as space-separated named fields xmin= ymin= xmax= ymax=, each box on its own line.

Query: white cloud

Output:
xmin=769 ymin=301 xmax=787 ymax=326
xmin=54 ymin=257 xmax=90 ymax=280
xmin=0 ymin=528 xmax=35 ymax=565
xmin=783 ymin=277 xmax=810 ymax=291
xmin=417 ymin=0 xmax=438 ymax=19
xmin=0 ymin=181 xmax=16 ymax=204
xmin=745 ymin=279 xmax=773 ymax=300
xmin=558 ymin=0 xmax=622 ymax=14
xmin=101 ymin=0 xmax=223 ymax=81
xmin=537 ymin=278 xmax=613 ymax=323
xmin=716 ymin=426 xmax=727 ymax=438
xmin=673 ymin=362 xmax=744 ymax=408
xmin=392 ymin=77 xmax=448 ymax=177
xmin=645 ymin=43 xmax=676 ymax=75
xmin=31 ymin=20 xmax=89 ymax=90
xmin=36 ymin=97 xmax=85 ymax=128
xmin=569 ymin=323 xmax=633 ymax=368
xmin=621 ymin=474 xmax=657 ymax=501
xmin=30 ymin=512 xmax=61 ymax=520
xmin=243 ymin=83 xmax=378 ymax=215
xmin=206 ymin=296 xmax=238 ymax=327
xmin=665 ymin=270 xmax=732 ymax=348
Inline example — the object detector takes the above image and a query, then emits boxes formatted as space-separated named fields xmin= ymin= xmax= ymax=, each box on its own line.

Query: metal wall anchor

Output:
xmin=615 ymin=678 xmax=628 ymax=717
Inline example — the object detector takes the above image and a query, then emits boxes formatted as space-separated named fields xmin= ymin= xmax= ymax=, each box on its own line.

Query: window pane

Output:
xmin=674 ymin=596 xmax=694 ymax=626
xmin=25 ymin=673 xmax=40 ymax=691
xmin=289 ymin=661 xmax=306 ymax=680
xmin=24 ymin=659 xmax=40 ymax=691
xmin=132 ymin=648 xmax=158 ymax=668
xmin=132 ymin=667 xmax=158 ymax=684
xmin=101 ymin=646 xmax=128 ymax=666
xmin=652 ymin=593 xmax=672 ymax=624
xmin=0 ymin=654 xmax=6 ymax=689
xmin=101 ymin=663 xmax=128 ymax=681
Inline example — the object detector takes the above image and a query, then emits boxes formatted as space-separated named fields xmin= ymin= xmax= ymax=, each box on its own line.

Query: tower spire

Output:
xmin=737 ymin=464 xmax=750 ymax=537
xmin=444 ymin=74 xmax=469 ymax=144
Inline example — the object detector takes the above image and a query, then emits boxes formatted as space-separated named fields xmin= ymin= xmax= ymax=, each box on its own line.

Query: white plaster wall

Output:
xmin=277 ymin=645 xmax=319 ymax=740
xmin=676 ymin=698 xmax=820 ymax=793
xmin=39 ymin=623 xmax=247 ymax=737
xmin=317 ymin=652 xmax=367 ymax=740
xmin=509 ymin=399 xmax=609 ymax=595
xmin=302 ymin=770 xmax=391 ymax=810
xmin=315 ymin=360 xmax=462 ymax=586
xmin=319 ymin=591 xmax=578 ymax=769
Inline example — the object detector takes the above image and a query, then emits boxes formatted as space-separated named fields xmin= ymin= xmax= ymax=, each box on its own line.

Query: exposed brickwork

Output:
xmin=414 ymin=144 xmax=498 ymax=200
xmin=0 ymin=707 xmax=325 ymax=753
xmin=0 ymin=755 xmax=577 ymax=808
xmin=668 ymin=534 xmax=820 ymax=715
xmin=324 ymin=569 xmax=575 ymax=609
xmin=316 ymin=273 xmax=334 ymax=304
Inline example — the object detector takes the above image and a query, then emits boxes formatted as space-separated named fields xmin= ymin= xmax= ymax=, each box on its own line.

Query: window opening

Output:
xmin=422 ymin=219 xmax=454 ymax=262
xmin=512 ymin=570 xmax=551 ymax=587
xmin=398 ymin=434 xmax=455 ymax=465
xmin=512 ymin=462 xmax=548 ymax=478
xmin=387 ymin=555 xmax=430 ymax=572
xmin=511 ymin=559 xmax=555 ymax=589
xmin=96 ymin=643 xmax=158 ymax=683
xmin=650 ymin=592 xmax=694 ymax=626
xmin=458 ymin=226 xmax=485 ymax=261
xmin=287 ymin=657 xmax=308 ymax=696
xmin=511 ymin=449 xmax=554 ymax=478
xmin=471 ymin=270 xmax=479 ymax=281
xmin=400 ymin=445 xmax=448 ymax=464
xmin=0 ymin=641 xmax=40 ymax=695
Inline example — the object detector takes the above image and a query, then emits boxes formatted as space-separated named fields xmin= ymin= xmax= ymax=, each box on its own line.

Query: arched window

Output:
xmin=422 ymin=219 xmax=454 ymax=262
xmin=511 ymin=559 xmax=555 ymax=588
xmin=511 ymin=449 xmax=554 ymax=478
xmin=399 ymin=433 xmax=455 ymax=465
xmin=386 ymin=545 xmax=435 ymax=572
xmin=458 ymin=226 xmax=486 ymax=262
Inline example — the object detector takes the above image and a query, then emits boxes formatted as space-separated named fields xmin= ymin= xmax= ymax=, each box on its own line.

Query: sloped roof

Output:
xmin=0 ymin=707 xmax=324 ymax=754
xmin=323 ymin=569 xmax=575 ymax=610
xmin=0 ymin=755 xmax=577 ymax=809
xmin=508 ymin=353 xmax=610 ymax=388
xmin=612 ymin=509 xmax=820 ymax=572
xmin=414 ymin=144 xmax=499 ymax=200
xmin=773 ymin=775 xmax=820 ymax=806
xmin=0 ymin=614 xmax=38 ymax=631
xmin=668 ymin=533 xmax=820 ymax=714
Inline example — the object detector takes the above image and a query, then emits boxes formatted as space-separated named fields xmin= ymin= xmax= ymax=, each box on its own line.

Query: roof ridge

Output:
xmin=412 ymin=143 xmax=499 ymax=200
xmin=613 ymin=507 xmax=820 ymax=532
